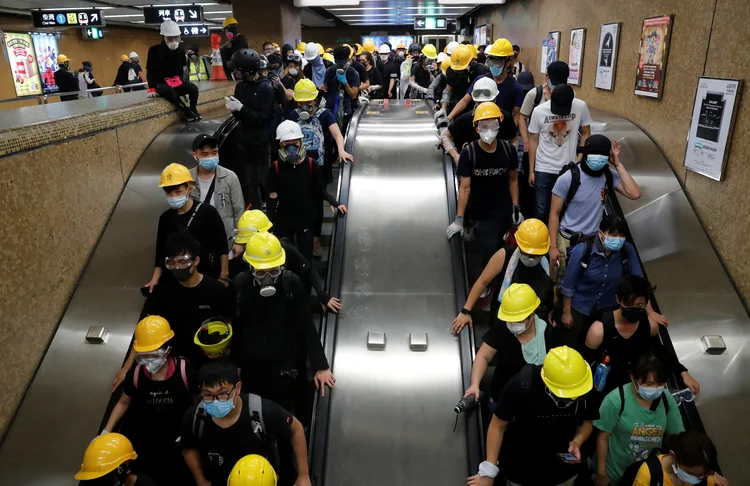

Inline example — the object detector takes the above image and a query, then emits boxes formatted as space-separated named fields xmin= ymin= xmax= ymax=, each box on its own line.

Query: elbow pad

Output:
xmin=440 ymin=129 xmax=456 ymax=153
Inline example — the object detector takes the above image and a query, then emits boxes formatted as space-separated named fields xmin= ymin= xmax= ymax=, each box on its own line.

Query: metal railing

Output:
xmin=0 ymin=82 xmax=148 ymax=107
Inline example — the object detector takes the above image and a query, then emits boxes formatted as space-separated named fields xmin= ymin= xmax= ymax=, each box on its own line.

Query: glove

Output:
xmin=336 ymin=72 xmax=348 ymax=85
xmin=446 ymin=216 xmax=464 ymax=240
xmin=225 ymin=96 xmax=243 ymax=112
xmin=512 ymin=205 xmax=524 ymax=226
xmin=434 ymin=108 xmax=447 ymax=120
xmin=436 ymin=117 xmax=451 ymax=129
xmin=146 ymin=89 xmax=159 ymax=99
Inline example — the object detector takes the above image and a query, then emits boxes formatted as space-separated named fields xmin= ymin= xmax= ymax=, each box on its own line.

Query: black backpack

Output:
xmin=557 ymin=162 xmax=613 ymax=222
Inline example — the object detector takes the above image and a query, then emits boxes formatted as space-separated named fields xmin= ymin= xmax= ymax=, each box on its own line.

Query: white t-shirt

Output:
xmin=528 ymin=98 xmax=592 ymax=174
xmin=197 ymin=175 xmax=216 ymax=206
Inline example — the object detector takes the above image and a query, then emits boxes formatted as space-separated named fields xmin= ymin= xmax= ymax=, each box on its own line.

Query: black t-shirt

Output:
xmin=495 ymin=367 xmax=599 ymax=484
xmin=145 ymin=276 xmax=232 ymax=366
xmin=267 ymin=158 xmax=338 ymax=229
xmin=455 ymin=140 xmax=517 ymax=220
xmin=366 ymin=66 xmax=384 ymax=98
xmin=449 ymin=108 xmax=517 ymax=150
xmin=470 ymin=62 xmax=489 ymax=82
xmin=351 ymin=60 xmax=368 ymax=84
xmin=132 ymin=475 xmax=160 ymax=486
xmin=180 ymin=394 xmax=293 ymax=485
xmin=281 ymin=74 xmax=298 ymax=113
xmin=380 ymin=61 xmax=399 ymax=98
xmin=154 ymin=202 xmax=228 ymax=278
xmin=411 ymin=62 xmax=431 ymax=88
xmin=482 ymin=315 xmax=560 ymax=400
xmin=446 ymin=67 xmax=473 ymax=107
xmin=123 ymin=357 xmax=198 ymax=443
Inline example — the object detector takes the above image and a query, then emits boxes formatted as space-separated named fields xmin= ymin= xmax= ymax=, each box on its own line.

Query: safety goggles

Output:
xmin=672 ymin=388 xmax=696 ymax=406
xmin=477 ymin=119 xmax=500 ymax=131
xmin=545 ymin=387 xmax=579 ymax=409
xmin=252 ymin=268 xmax=282 ymax=279
xmin=165 ymin=255 xmax=194 ymax=270
xmin=201 ymin=385 xmax=237 ymax=403
xmin=484 ymin=56 xmax=510 ymax=67
xmin=135 ymin=347 xmax=170 ymax=363
xmin=472 ymin=88 xmax=495 ymax=100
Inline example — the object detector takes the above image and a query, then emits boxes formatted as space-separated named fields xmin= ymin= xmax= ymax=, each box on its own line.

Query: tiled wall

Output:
xmin=476 ymin=0 xmax=750 ymax=305
xmin=0 ymin=85 xmax=232 ymax=440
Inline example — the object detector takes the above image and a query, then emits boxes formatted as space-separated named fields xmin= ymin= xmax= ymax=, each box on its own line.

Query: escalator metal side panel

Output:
xmin=591 ymin=109 xmax=750 ymax=481
xmin=323 ymin=101 xmax=468 ymax=485
xmin=0 ymin=118 xmax=226 ymax=486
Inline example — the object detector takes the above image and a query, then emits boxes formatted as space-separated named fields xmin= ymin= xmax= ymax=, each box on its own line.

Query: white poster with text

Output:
xmin=595 ymin=22 xmax=620 ymax=90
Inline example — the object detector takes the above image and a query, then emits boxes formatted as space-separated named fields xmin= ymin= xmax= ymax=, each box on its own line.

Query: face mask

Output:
xmin=490 ymin=64 xmax=504 ymax=77
xmin=190 ymin=55 xmax=198 ymax=62
xmin=167 ymin=194 xmax=188 ymax=209
xmin=426 ymin=63 xmax=436 ymax=71
xmin=281 ymin=144 xmax=300 ymax=163
xmin=507 ymin=319 xmax=531 ymax=335
xmin=637 ymin=383 xmax=665 ymax=401
xmin=198 ymin=156 xmax=219 ymax=171
xmin=288 ymin=68 xmax=299 ymax=77
xmin=672 ymin=464 xmax=704 ymax=485
xmin=397 ymin=52 xmax=405 ymax=59
xmin=170 ymin=266 xmax=193 ymax=282
xmin=479 ymin=129 xmax=499 ymax=144
xmin=204 ymin=395 xmax=235 ymax=418
xmin=167 ymin=41 xmax=180 ymax=51
xmin=520 ymin=254 xmax=542 ymax=267
xmin=621 ymin=306 xmax=647 ymax=323
xmin=272 ymin=68 xmax=281 ymax=77
xmin=602 ymin=234 xmax=625 ymax=251
xmin=380 ymin=55 xmax=389 ymax=62
xmin=548 ymin=81 xmax=557 ymax=90
xmin=142 ymin=355 xmax=167 ymax=374
xmin=586 ymin=154 xmax=610 ymax=171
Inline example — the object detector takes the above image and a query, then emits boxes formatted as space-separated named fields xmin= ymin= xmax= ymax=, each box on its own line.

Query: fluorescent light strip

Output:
xmin=105 ymin=14 xmax=144 ymax=18
xmin=205 ymin=10 xmax=232 ymax=14
xmin=328 ymin=6 xmax=472 ymax=10
xmin=337 ymin=13 xmax=460 ymax=18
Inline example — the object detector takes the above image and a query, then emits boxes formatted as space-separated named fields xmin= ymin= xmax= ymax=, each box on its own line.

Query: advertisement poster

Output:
xmin=595 ymin=22 xmax=620 ymax=91
xmin=32 ymin=32 xmax=60 ymax=94
xmin=547 ymin=31 xmax=560 ymax=67
xmin=684 ymin=78 xmax=743 ymax=181
xmin=3 ymin=32 xmax=42 ymax=96
xmin=387 ymin=35 xmax=414 ymax=49
xmin=474 ymin=25 xmax=487 ymax=46
xmin=568 ymin=28 xmax=585 ymax=85
xmin=634 ymin=14 xmax=673 ymax=99
xmin=540 ymin=40 xmax=548 ymax=73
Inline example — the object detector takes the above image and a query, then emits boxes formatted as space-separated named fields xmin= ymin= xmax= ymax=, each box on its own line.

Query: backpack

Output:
xmin=273 ymin=158 xmax=313 ymax=176
xmin=557 ymin=162 xmax=613 ymax=222
xmin=465 ymin=139 xmax=516 ymax=173
xmin=577 ymin=237 xmax=630 ymax=279
xmin=295 ymin=109 xmax=327 ymax=167
xmin=531 ymin=85 xmax=544 ymax=115
xmin=127 ymin=62 xmax=137 ymax=82
xmin=133 ymin=357 xmax=189 ymax=390
xmin=618 ymin=446 xmax=708 ymax=486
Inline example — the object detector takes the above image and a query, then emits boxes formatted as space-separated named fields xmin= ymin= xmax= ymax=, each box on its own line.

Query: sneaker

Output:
xmin=312 ymin=239 xmax=323 ymax=258
xmin=184 ymin=108 xmax=199 ymax=122
xmin=192 ymin=109 xmax=202 ymax=120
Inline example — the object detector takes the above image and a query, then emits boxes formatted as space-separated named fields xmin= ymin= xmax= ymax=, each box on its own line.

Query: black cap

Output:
xmin=267 ymin=53 xmax=282 ymax=67
xmin=192 ymin=133 xmax=219 ymax=151
xmin=550 ymin=84 xmax=574 ymax=116
xmin=518 ymin=71 xmax=535 ymax=91
xmin=547 ymin=61 xmax=569 ymax=85
xmin=578 ymin=134 xmax=611 ymax=156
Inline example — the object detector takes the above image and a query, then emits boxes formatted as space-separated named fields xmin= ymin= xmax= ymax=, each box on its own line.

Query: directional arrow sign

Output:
xmin=142 ymin=5 xmax=203 ymax=24
xmin=178 ymin=24 xmax=210 ymax=37
xmin=414 ymin=17 xmax=426 ymax=29
xmin=33 ymin=9 xmax=104 ymax=27
xmin=189 ymin=9 xmax=199 ymax=19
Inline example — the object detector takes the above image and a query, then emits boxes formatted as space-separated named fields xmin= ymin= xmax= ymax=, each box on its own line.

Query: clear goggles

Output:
xmin=165 ymin=255 xmax=194 ymax=270
xmin=135 ymin=347 xmax=170 ymax=363
xmin=484 ymin=56 xmax=509 ymax=68
xmin=252 ymin=267 xmax=283 ymax=279
xmin=477 ymin=119 xmax=500 ymax=131
xmin=473 ymin=88 xmax=495 ymax=100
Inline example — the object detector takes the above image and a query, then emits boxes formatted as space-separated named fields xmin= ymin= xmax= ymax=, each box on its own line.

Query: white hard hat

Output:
xmin=129 ymin=51 xmax=139 ymax=59
xmin=378 ymin=44 xmax=391 ymax=54
xmin=276 ymin=120 xmax=304 ymax=142
xmin=437 ymin=52 xmax=449 ymax=64
xmin=472 ymin=76 xmax=499 ymax=102
xmin=304 ymin=43 xmax=319 ymax=61
xmin=160 ymin=20 xmax=181 ymax=37
xmin=446 ymin=41 xmax=459 ymax=55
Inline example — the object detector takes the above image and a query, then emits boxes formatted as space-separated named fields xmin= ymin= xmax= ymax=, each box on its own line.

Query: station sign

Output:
xmin=32 ymin=10 xmax=104 ymax=28
xmin=142 ymin=6 xmax=203 ymax=24
xmin=83 ymin=27 xmax=105 ymax=40
xmin=179 ymin=25 xmax=210 ymax=37
xmin=414 ymin=17 xmax=447 ymax=30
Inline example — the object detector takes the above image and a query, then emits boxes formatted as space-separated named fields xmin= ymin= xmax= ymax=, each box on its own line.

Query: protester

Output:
xmin=220 ymin=17 xmax=249 ymax=79
xmin=53 ymin=54 xmax=78 ymax=101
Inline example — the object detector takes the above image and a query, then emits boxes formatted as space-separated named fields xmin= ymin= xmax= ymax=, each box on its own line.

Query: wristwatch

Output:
xmin=460 ymin=307 xmax=471 ymax=315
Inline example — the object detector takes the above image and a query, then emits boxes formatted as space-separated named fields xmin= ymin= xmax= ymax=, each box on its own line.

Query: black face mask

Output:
xmin=226 ymin=25 xmax=238 ymax=35
xmin=171 ymin=267 xmax=193 ymax=282
xmin=621 ymin=307 xmax=647 ymax=323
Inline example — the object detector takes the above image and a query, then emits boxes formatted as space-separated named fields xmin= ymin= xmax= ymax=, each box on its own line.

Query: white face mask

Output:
xmin=507 ymin=319 xmax=531 ymax=335
xmin=479 ymin=129 xmax=499 ymax=144
xmin=143 ymin=355 xmax=167 ymax=374
xmin=380 ymin=55 xmax=389 ymax=62
xmin=520 ymin=254 xmax=542 ymax=267
xmin=167 ymin=41 xmax=180 ymax=51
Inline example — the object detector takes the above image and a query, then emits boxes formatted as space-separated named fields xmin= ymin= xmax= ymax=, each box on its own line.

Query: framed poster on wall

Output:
xmin=634 ymin=14 xmax=673 ymax=99
xmin=546 ymin=31 xmax=560 ymax=67
xmin=3 ymin=32 xmax=42 ymax=96
xmin=568 ymin=28 xmax=585 ymax=85
xmin=540 ymin=39 xmax=548 ymax=73
xmin=684 ymin=77 xmax=743 ymax=181
xmin=473 ymin=25 xmax=487 ymax=46
xmin=595 ymin=22 xmax=621 ymax=90
xmin=31 ymin=32 xmax=60 ymax=94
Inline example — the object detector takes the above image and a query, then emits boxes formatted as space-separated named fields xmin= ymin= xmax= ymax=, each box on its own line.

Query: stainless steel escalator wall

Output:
xmin=322 ymin=100 xmax=470 ymax=484
xmin=0 ymin=115 xmax=227 ymax=486
xmin=592 ymin=109 xmax=750 ymax=481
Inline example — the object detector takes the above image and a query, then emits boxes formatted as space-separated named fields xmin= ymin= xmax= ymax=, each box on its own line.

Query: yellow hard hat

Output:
xmin=355 ymin=43 xmax=363 ymax=55
xmin=468 ymin=44 xmax=478 ymax=59
xmin=497 ymin=283 xmax=540 ymax=322
xmin=120 ymin=54 xmax=129 ymax=61
xmin=297 ymin=42 xmax=307 ymax=52
xmin=421 ymin=44 xmax=438 ymax=60
xmin=541 ymin=346 xmax=593 ymax=398
xmin=272 ymin=42 xmax=279 ymax=48
xmin=293 ymin=78 xmax=319 ymax=102
xmin=450 ymin=45 xmax=472 ymax=71
xmin=363 ymin=39 xmax=376 ymax=53
xmin=74 ymin=433 xmax=137 ymax=480
xmin=322 ymin=52 xmax=334 ymax=63
xmin=441 ymin=55 xmax=453 ymax=75
xmin=473 ymin=102 xmax=503 ymax=125
xmin=223 ymin=17 xmax=238 ymax=29
xmin=57 ymin=54 xmax=70 ymax=63
xmin=485 ymin=38 xmax=514 ymax=58
xmin=194 ymin=318 xmax=233 ymax=356
xmin=325 ymin=47 xmax=333 ymax=53
xmin=397 ymin=43 xmax=406 ymax=50
xmin=228 ymin=454 xmax=277 ymax=486
xmin=515 ymin=219 xmax=550 ymax=255
xmin=243 ymin=232 xmax=286 ymax=270
xmin=318 ymin=44 xmax=325 ymax=55
xmin=235 ymin=210 xmax=273 ymax=244
xmin=133 ymin=315 xmax=174 ymax=353
xmin=159 ymin=163 xmax=194 ymax=187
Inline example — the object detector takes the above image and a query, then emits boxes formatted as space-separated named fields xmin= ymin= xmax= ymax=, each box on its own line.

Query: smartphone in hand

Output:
xmin=557 ymin=452 xmax=581 ymax=464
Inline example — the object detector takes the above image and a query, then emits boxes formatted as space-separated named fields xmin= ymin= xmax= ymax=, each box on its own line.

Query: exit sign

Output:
xmin=83 ymin=26 xmax=104 ymax=39
xmin=414 ymin=17 xmax=448 ymax=30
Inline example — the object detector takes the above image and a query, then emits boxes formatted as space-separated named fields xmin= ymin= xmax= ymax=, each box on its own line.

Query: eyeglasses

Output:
xmin=473 ymin=89 xmax=495 ymax=100
xmin=252 ymin=268 xmax=282 ymax=279
xmin=165 ymin=256 xmax=194 ymax=270
xmin=201 ymin=385 xmax=237 ymax=403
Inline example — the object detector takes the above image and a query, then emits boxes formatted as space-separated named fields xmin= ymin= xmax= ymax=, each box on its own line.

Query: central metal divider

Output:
xmin=310 ymin=100 xmax=479 ymax=485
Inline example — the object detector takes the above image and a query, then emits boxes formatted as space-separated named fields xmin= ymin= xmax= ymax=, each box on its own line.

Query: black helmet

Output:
xmin=408 ymin=43 xmax=421 ymax=54
xmin=229 ymin=49 xmax=261 ymax=74
xmin=259 ymin=54 xmax=269 ymax=70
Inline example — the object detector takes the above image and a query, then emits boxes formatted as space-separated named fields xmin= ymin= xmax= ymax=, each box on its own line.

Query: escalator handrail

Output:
xmin=308 ymin=101 xmax=369 ymax=485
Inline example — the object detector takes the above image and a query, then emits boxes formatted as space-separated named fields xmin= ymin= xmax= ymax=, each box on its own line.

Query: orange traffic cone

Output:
xmin=211 ymin=33 xmax=227 ymax=81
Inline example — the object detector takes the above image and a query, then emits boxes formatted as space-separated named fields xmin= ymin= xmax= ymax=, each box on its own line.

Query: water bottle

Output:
xmin=593 ymin=356 xmax=611 ymax=392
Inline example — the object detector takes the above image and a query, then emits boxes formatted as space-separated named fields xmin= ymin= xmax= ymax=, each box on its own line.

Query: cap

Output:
xmin=517 ymin=71 xmax=535 ymax=91
xmin=192 ymin=133 xmax=219 ymax=151
xmin=550 ymin=84 xmax=574 ymax=116
xmin=578 ymin=134 xmax=612 ymax=156
xmin=547 ymin=61 xmax=570 ymax=85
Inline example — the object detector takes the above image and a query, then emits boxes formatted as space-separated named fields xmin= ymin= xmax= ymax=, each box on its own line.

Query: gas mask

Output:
xmin=279 ymin=143 xmax=306 ymax=164
xmin=225 ymin=25 xmax=238 ymax=40
xmin=253 ymin=268 xmax=283 ymax=297
xmin=299 ymin=103 xmax=315 ymax=121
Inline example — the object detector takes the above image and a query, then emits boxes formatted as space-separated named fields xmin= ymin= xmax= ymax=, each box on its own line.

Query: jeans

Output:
xmin=474 ymin=212 xmax=512 ymax=269
xmin=533 ymin=171 xmax=560 ymax=224
xmin=237 ymin=142 xmax=270 ymax=209
xmin=156 ymin=81 xmax=199 ymax=112
xmin=276 ymin=225 xmax=314 ymax=262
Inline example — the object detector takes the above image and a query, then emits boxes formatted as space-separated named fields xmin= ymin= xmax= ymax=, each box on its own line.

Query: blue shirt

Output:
xmin=560 ymin=239 xmax=643 ymax=316
xmin=468 ymin=74 xmax=524 ymax=113
xmin=552 ymin=168 xmax=622 ymax=236
xmin=323 ymin=66 xmax=360 ymax=117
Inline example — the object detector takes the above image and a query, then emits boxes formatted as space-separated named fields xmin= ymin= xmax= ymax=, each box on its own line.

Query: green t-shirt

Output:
xmin=593 ymin=385 xmax=684 ymax=485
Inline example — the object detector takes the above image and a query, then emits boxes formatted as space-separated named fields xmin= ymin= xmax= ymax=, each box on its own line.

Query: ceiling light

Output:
xmin=206 ymin=10 xmax=233 ymax=14
xmin=438 ymin=0 xmax=501 ymax=3
xmin=294 ymin=0 xmax=359 ymax=6
xmin=328 ymin=6 xmax=470 ymax=10
xmin=105 ymin=14 xmax=144 ymax=18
